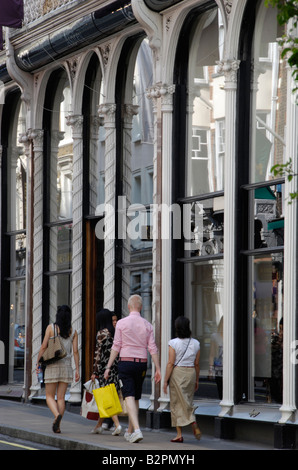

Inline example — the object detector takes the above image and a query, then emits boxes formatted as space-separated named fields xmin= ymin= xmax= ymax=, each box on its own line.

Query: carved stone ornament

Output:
xmin=216 ymin=59 xmax=240 ymax=84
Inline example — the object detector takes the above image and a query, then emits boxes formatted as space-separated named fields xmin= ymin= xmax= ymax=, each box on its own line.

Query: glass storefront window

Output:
xmin=245 ymin=2 xmax=286 ymax=404
xmin=248 ymin=253 xmax=283 ymax=403
xmin=48 ymin=274 xmax=72 ymax=324
xmin=183 ymin=197 xmax=224 ymax=258
xmin=49 ymin=224 xmax=72 ymax=271
xmin=5 ymin=100 xmax=27 ymax=383
xmin=119 ymin=37 xmax=154 ymax=320
xmin=49 ymin=74 xmax=73 ymax=222
xmin=253 ymin=184 xmax=284 ymax=250
xmin=9 ymin=279 xmax=26 ymax=383
xmin=174 ymin=5 xmax=225 ymax=401
xmin=186 ymin=8 xmax=225 ymax=197
xmin=185 ymin=259 xmax=224 ymax=400
xmin=250 ymin=4 xmax=286 ymax=184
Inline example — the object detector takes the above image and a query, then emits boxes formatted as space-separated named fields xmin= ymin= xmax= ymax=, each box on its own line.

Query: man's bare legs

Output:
xmin=125 ymin=396 xmax=140 ymax=433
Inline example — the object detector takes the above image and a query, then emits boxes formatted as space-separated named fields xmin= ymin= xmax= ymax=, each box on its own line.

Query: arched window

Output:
xmin=173 ymin=2 xmax=225 ymax=400
xmin=1 ymin=90 xmax=26 ymax=383
xmin=43 ymin=69 xmax=73 ymax=325
xmin=240 ymin=0 xmax=286 ymax=404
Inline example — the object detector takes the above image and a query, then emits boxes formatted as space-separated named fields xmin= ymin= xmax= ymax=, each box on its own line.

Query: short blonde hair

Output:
xmin=128 ymin=294 xmax=142 ymax=312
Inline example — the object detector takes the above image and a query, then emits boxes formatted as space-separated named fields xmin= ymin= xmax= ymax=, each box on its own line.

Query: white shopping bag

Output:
xmin=81 ymin=380 xmax=99 ymax=420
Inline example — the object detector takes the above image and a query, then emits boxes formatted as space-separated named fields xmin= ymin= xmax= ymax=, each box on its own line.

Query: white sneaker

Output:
xmin=91 ymin=426 xmax=103 ymax=434
xmin=124 ymin=429 xmax=131 ymax=441
xmin=102 ymin=423 xmax=108 ymax=430
xmin=130 ymin=429 xmax=143 ymax=443
xmin=112 ymin=425 xmax=122 ymax=436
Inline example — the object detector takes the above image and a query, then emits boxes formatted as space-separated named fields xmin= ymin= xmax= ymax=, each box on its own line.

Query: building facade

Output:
xmin=0 ymin=0 xmax=297 ymax=447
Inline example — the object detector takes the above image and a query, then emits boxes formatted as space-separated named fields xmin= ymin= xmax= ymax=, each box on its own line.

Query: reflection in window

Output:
xmin=9 ymin=280 xmax=26 ymax=383
xmin=253 ymin=184 xmax=284 ymax=250
xmin=187 ymin=8 xmax=225 ymax=196
xmin=249 ymin=254 xmax=283 ymax=403
xmin=49 ymin=75 xmax=73 ymax=221
xmin=186 ymin=260 xmax=224 ymax=400
xmin=49 ymin=274 xmax=72 ymax=325
xmin=250 ymin=5 xmax=286 ymax=183
xmin=124 ymin=38 xmax=154 ymax=318
xmin=44 ymin=70 xmax=73 ymax=323
xmin=49 ymin=224 xmax=72 ymax=271
xmin=6 ymin=100 xmax=27 ymax=383
xmin=184 ymin=197 xmax=224 ymax=257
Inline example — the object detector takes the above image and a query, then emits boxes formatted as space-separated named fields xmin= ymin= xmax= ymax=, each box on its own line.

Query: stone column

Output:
xmin=279 ymin=58 xmax=298 ymax=423
xmin=216 ymin=59 xmax=240 ymax=415
xmin=147 ymin=83 xmax=175 ymax=411
xmin=89 ymin=115 xmax=102 ymax=213
xmin=29 ymin=129 xmax=44 ymax=397
xmin=66 ymin=114 xmax=83 ymax=402
xmin=122 ymin=104 xmax=139 ymax=317
xmin=98 ymin=104 xmax=117 ymax=310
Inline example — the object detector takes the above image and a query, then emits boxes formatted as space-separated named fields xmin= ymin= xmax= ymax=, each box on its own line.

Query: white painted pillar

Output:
xmin=279 ymin=57 xmax=298 ymax=423
xmin=217 ymin=59 xmax=240 ymax=415
xmin=66 ymin=114 xmax=83 ymax=402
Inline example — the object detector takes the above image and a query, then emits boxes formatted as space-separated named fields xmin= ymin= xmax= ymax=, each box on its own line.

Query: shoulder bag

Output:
xmin=40 ymin=323 xmax=67 ymax=365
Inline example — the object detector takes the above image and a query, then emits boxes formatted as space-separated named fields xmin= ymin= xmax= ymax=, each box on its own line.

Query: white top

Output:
xmin=168 ymin=337 xmax=200 ymax=367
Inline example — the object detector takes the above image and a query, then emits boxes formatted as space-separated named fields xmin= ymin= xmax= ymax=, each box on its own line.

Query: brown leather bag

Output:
xmin=41 ymin=323 xmax=67 ymax=365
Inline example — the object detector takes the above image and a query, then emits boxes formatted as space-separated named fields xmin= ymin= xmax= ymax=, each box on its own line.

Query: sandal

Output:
xmin=192 ymin=422 xmax=202 ymax=440
xmin=53 ymin=414 xmax=62 ymax=433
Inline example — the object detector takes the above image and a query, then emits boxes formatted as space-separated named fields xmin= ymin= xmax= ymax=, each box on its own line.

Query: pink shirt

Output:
xmin=112 ymin=311 xmax=158 ymax=359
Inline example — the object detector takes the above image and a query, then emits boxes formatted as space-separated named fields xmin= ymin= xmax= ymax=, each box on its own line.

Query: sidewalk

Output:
xmin=0 ymin=398 xmax=274 ymax=452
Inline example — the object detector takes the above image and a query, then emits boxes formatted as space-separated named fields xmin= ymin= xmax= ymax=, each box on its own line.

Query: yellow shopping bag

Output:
xmin=93 ymin=383 xmax=123 ymax=418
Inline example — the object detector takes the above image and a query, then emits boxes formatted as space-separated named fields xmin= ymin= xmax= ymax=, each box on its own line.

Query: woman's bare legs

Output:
xmin=57 ymin=382 xmax=68 ymax=416
xmin=45 ymin=383 xmax=60 ymax=419
xmin=46 ymin=382 xmax=68 ymax=433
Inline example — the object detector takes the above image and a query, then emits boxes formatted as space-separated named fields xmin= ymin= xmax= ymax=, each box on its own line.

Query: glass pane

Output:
xmin=7 ymin=102 xmax=27 ymax=232
xmin=250 ymin=4 xmax=286 ymax=183
xmin=49 ymin=224 xmax=72 ymax=271
xmin=122 ymin=38 xmax=154 ymax=314
xmin=186 ymin=7 xmax=225 ymax=196
xmin=253 ymin=184 xmax=284 ymax=249
xmin=183 ymin=197 xmax=224 ymax=257
xmin=86 ymin=55 xmax=104 ymax=213
xmin=248 ymin=253 xmax=283 ymax=403
xmin=9 ymin=279 xmax=26 ymax=383
xmin=48 ymin=274 xmax=72 ymax=324
xmin=9 ymin=233 xmax=26 ymax=278
xmin=185 ymin=259 xmax=224 ymax=399
xmin=50 ymin=73 xmax=73 ymax=221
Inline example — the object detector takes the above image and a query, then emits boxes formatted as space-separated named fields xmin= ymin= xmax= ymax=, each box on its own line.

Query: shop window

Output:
xmin=4 ymin=99 xmax=27 ymax=383
xmin=116 ymin=37 xmax=154 ymax=321
xmin=242 ymin=1 xmax=286 ymax=404
xmin=43 ymin=70 xmax=73 ymax=323
xmin=173 ymin=4 xmax=225 ymax=400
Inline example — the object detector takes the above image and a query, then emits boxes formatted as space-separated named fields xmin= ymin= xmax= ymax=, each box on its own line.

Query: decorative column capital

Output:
xmin=98 ymin=103 xmax=116 ymax=126
xmin=66 ymin=114 xmax=83 ymax=137
xmin=29 ymin=129 xmax=44 ymax=151
xmin=146 ymin=82 xmax=175 ymax=100
xmin=216 ymin=59 xmax=240 ymax=89
xmin=146 ymin=83 xmax=175 ymax=112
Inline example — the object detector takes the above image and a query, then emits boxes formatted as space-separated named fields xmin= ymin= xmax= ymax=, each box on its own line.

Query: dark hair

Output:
xmin=56 ymin=305 xmax=72 ymax=338
xmin=175 ymin=316 xmax=191 ymax=339
xmin=96 ymin=308 xmax=115 ymax=336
